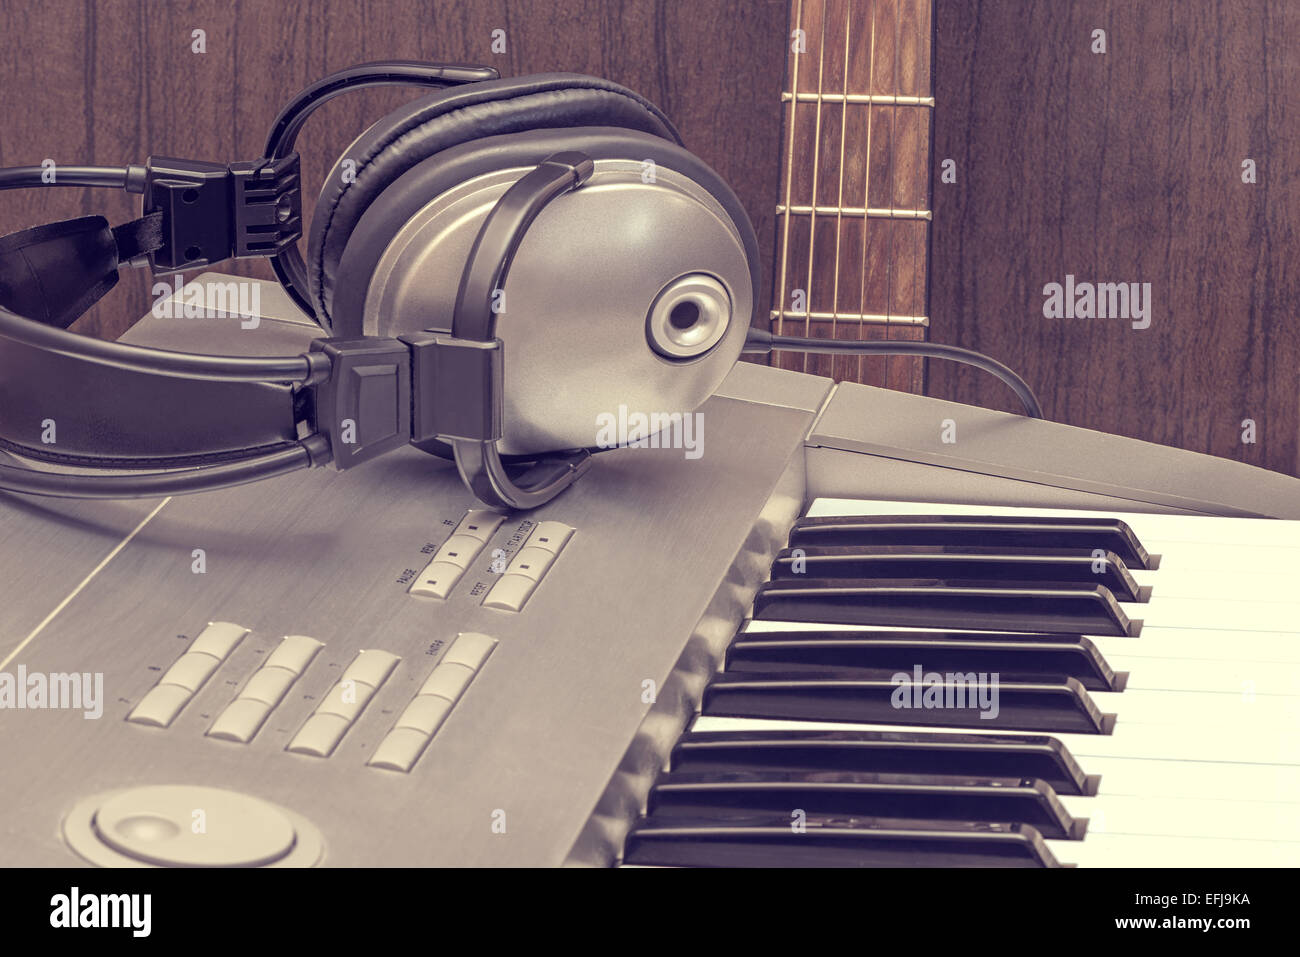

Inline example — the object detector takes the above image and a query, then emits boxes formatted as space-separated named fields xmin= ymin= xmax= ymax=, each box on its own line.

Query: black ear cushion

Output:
xmin=329 ymin=127 xmax=761 ymax=340
xmin=309 ymin=73 xmax=681 ymax=328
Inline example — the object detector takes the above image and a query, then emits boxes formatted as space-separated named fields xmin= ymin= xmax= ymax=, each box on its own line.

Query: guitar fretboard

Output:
xmin=770 ymin=0 xmax=933 ymax=392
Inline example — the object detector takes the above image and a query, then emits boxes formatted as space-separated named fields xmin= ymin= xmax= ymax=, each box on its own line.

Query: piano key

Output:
xmin=646 ymin=770 xmax=1087 ymax=840
xmin=1047 ymin=833 xmax=1300 ymax=868
xmin=788 ymin=515 xmax=1158 ymax=569
xmin=702 ymin=673 xmax=1115 ymax=734
xmin=805 ymin=498 xmax=1300 ymax=549
xmin=671 ymin=729 xmax=1098 ymax=795
xmin=1116 ymin=594 xmax=1300 ymax=634
xmin=726 ymin=631 xmax=1126 ymax=691
xmin=753 ymin=579 xmax=1140 ymax=636
xmin=1054 ymin=792 xmax=1300 ymax=843
xmin=623 ymin=815 xmax=1066 ymax=868
xmin=1073 ymin=757 xmax=1300 ymax=803
xmin=1099 ymin=653 xmax=1300 ymax=695
xmin=743 ymin=619 xmax=1300 ymax=677
xmin=693 ymin=715 xmax=1300 ymax=769
xmin=770 ymin=546 xmax=1148 ymax=602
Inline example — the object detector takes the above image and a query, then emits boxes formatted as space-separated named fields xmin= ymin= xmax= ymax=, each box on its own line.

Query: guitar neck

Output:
xmin=769 ymin=0 xmax=933 ymax=392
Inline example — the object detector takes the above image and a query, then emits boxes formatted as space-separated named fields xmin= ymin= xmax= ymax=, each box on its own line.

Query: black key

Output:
xmin=623 ymin=815 xmax=1066 ymax=867
xmin=769 ymin=546 xmax=1149 ymax=603
xmin=647 ymin=770 xmax=1087 ymax=840
xmin=702 ymin=672 xmax=1116 ymax=734
xmin=789 ymin=515 xmax=1159 ymax=570
xmin=672 ymin=729 xmax=1099 ymax=795
xmin=727 ymin=631 xmax=1127 ymax=692
xmin=753 ymin=578 xmax=1141 ymax=636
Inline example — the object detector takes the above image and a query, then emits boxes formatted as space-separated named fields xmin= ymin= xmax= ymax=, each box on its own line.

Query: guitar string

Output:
xmin=857 ymin=1 xmax=880 ymax=382
xmin=830 ymin=0 xmax=853 ymax=383
xmin=885 ymin=0 xmax=901 ymax=389
xmin=775 ymin=0 xmax=803 ymax=368
xmin=802 ymin=0 xmax=830 ymax=374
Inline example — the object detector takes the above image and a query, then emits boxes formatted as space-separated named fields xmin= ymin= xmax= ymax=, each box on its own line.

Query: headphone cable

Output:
xmin=743 ymin=329 xmax=1044 ymax=420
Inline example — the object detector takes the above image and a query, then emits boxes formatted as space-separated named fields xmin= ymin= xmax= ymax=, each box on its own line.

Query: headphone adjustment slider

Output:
xmin=141 ymin=154 xmax=303 ymax=275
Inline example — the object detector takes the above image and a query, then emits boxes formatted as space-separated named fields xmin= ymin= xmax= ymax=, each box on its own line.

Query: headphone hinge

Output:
xmin=401 ymin=332 xmax=504 ymax=444
xmin=307 ymin=337 xmax=412 ymax=470
xmin=142 ymin=154 xmax=303 ymax=276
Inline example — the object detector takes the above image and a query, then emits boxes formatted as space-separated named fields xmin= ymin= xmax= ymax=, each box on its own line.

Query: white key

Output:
xmin=1047 ymin=833 xmax=1300 ymax=867
xmin=690 ymin=715 xmax=1300 ymax=768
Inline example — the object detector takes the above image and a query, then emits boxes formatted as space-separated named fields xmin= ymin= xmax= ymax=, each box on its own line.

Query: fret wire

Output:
xmin=781 ymin=92 xmax=934 ymax=106
xmin=829 ymin=0 xmax=853 ymax=370
xmin=775 ymin=0 xmax=803 ymax=351
xmin=771 ymin=310 xmax=929 ymax=327
xmin=802 ymin=0 xmax=830 ymax=373
xmin=776 ymin=204 xmax=931 ymax=219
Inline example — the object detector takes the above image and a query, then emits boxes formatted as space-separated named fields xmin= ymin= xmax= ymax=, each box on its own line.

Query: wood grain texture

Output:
xmin=0 ymin=0 xmax=786 ymax=341
xmin=769 ymin=0 xmax=932 ymax=392
xmin=930 ymin=0 xmax=1300 ymax=477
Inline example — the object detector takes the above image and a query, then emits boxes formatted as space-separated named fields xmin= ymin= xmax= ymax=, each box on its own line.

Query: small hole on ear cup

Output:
xmin=184 ymin=245 xmax=202 ymax=261
xmin=669 ymin=300 xmax=701 ymax=330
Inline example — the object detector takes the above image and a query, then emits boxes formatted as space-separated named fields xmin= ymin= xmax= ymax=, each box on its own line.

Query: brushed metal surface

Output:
xmin=810 ymin=382 xmax=1300 ymax=518
xmin=0 ymin=397 xmax=813 ymax=866
xmin=363 ymin=161 xmax=753 ymax=455
xmin=0 ymin=497 xmax=163 ymax=662
xmin=5 ymin=276 xmax=1297 ymax=868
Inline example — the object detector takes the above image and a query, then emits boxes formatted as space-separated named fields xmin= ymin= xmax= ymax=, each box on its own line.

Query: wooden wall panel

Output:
xmin=0 ymin=0 xmax=786 ymax=340
xmin=930 ymin=0 xmax=1300 ymax=477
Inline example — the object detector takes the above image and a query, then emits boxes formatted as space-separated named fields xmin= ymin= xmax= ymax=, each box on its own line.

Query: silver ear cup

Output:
xmin=363 ymin=159 xmax=753 ymax=456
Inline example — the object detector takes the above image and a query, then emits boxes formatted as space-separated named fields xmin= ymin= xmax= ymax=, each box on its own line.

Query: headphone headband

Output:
xmin=265 ymin=61 xmax=499 ymax=318
xmin=0 ymin=61 xmax=757 ymax=510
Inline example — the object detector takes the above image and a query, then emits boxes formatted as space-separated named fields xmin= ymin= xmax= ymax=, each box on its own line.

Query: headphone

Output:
xmin=0 ymin=61 xmax=1041 ymax=512
xmin=0 ymin=61 xmax=760 ymax=510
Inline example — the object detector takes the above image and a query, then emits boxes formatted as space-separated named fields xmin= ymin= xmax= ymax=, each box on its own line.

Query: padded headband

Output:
xmin=308 ymin=73 xmax=683 ymax=329
xmin=0 ymin=214 xmax=302 ymax=468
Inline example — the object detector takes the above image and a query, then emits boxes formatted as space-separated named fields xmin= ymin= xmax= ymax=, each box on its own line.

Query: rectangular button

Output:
xmin=394 ymin=694 xmax=455 ymax=735
xmin=264 ymin=635 xmax=323 ymax=674
xmin=418 ymin=662 xmax=475 ymax=702
xmin=240 ymin=666 xmax=297 ymax=706
xmin=528 ymin=521 xmax=573 ymax=554
xmin=127 ymin=684 xmax=192 ymax=728
xmin=188 ymin=621 xmax=248 ymax=659
xmin=368 ymin=727 xmax=432 ymax=772
xmin=507 ymin=546 xmax=555 ymax=582
xmin=158 ymin=652 xmax=221 ymax=693
xmin=433 ymin=534 xmax=487 ymax=569
xmin=343 ymin=649 xmax=401 ymax=688
xmin=455 ymin=509 xmax=505 ymax=543
xmin=481 ymin=574 xmax=536 ymax=611
xmin=408 ymin=561 xmax=463 ymax=599
xmin=316 ymin=680 xmax=376 ymax=721
xmin=287 ymin=712 xmax=351 ymax=757
xmin=207 ymin=698 xmax=272 ymax=743
xmin=441 ymin=632 xmax=498 ymax=672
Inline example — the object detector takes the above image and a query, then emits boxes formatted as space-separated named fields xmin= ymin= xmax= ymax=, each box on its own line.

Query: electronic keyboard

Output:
xmin=1 ymin=277 xmax=1297 ymax=867
xmin=627 ymin=499 xmax=1300 ymax=867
